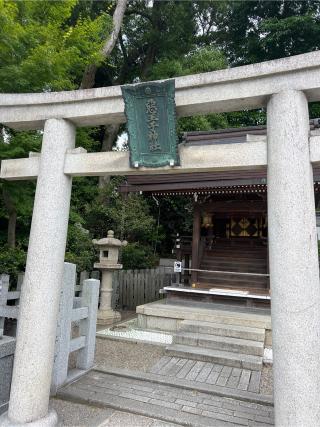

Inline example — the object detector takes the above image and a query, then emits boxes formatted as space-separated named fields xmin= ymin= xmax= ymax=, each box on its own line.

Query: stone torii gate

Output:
xmin=1 ymin=51 xmax=320 ymax=427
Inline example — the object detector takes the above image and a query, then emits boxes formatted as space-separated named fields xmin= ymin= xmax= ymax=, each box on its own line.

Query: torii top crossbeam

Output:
xmin=2 ymin=51 xmax=320 ymax=181
xmin=1 ymin=50 xmax=320 ymax=130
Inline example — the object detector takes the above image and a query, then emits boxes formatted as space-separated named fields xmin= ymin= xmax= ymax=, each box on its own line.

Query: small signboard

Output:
xmin=174 ymin=261 xmax=182 ymax=273
xmin=121 ymin=80 xmax=179 ymax=168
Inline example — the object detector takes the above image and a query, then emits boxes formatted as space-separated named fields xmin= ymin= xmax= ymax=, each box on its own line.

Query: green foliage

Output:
xmin=0 ymin=0 xmax=113 ymax=272
xmin=149 ymin=47 xmax=229 ymax=137
xmin=211 ymin=1 xmax=320 ymax=65
xmin=65 ymin=221 xmax=96 ymax=272
xmin=2 ymin=0 xmax=320 ymax=274
xmin=149 ymin=48 xmax=227 ymax=80
xmin=0 ymin=0 xmax=112 ymax=92
xmin=121 ymin=243 xmax=158 ymax=270
xmin=0 ymin=131 xmax=40 ymax=248
xmin=68 ymin=174 xmax=163 ymax=270
xmin=149 ymin=195 xmax=193 ymax=258
xmin=0 ymin=245 xmax=26 ymax=278
xmin=111 ymin=1 xmax=198 ymax=85
xmin=177 ymin=114 xmax=229 ymax=136
xmin=0 ymin=131 xmax=42 ymax=159
xmin=83 ymin=178 xmax=163 ymax=263
xmin=223 ymin=110 xmax=267 ymax=128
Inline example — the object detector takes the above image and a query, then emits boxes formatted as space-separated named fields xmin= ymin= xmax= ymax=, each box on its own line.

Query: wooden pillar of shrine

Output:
xmin=191 ymin=205 xmax=201 ymax=284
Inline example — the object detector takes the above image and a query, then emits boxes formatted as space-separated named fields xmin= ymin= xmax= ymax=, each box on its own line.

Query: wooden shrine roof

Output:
xmin=119 ymin=123 xmax=320 ymax=195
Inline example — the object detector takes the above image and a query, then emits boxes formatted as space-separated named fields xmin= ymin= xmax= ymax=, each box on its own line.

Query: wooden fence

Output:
xmin=1 ymin=266 xmax=175 ymax=315
xmin=113 ymin=267 xmax=175 ymax=310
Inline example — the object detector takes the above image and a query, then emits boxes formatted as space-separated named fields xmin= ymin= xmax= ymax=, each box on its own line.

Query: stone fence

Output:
xmin=0 ymin=262 xmax=100 ymax=410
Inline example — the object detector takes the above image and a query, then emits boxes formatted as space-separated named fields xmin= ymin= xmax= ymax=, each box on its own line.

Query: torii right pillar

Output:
xmin=267 ymin=89 xmax=320 ymax=426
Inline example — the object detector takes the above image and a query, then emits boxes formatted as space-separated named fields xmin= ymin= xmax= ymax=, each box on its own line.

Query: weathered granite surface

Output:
xmin=267 ymin=90 xmax=320 ymax=426
xmin=1 ymin=51 xmax=320 ymax=129
xmin=0 ymin=336 xmax=15 ymax=415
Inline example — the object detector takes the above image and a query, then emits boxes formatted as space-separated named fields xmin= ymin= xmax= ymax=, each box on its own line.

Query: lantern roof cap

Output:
xmin=92 ymin=230 xmax=127 ymax=248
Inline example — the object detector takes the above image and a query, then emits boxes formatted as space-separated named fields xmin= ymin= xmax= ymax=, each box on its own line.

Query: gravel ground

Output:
xmin=51 ymin=399 xmax=114 ymax=426
xmin=260 ymin=364 xmax=273 ymax=395
xmin=94 ymin=338 xmax=166 ymax=372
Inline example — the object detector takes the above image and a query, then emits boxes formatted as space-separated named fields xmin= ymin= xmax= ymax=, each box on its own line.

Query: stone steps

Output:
xmin=173 ymin=332 xmax=264 ymax=356
xmin=179 ymin=320 xmax=265 ymax=342
xmin=165 ymin=317 xmax=266 ymax=371
xmin=203 ymin=252 xmax=266 ymax=259
xmin=198 ymin=241 xmax=269 ymax=290
xmin=166 ymin=344 xmax=263 ymax=371
xmin=194 ymin=283 xmax=268 ymax=292
xmin=197 ymin=273 xmax=268 ymax=286
xmin=200 ymin=263 xmax=267 ymax=273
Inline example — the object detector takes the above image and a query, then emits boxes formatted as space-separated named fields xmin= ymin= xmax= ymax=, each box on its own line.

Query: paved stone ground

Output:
xmin=51 ymin=398 xmax=181 ymax=426
xmin=58 ymin=370 xmax=274 ymax=426
xmin=98 ymin=411 xmax=182 ymax=427
xmin=148 ymin=357 xmax=261 ymax=393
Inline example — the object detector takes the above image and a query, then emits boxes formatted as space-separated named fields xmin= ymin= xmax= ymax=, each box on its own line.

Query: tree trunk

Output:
xmin=80 ymin=64 xmax=98 ymax=90
xmin=80 ymin=0 xmax=128 ymax=90
xmin=2 ymin=187 xmax=17 ymax=248
xmin=80 ymin=0 xmax=127 ymax=189
xmin=98 ymin=123 xmax=121 ymax=188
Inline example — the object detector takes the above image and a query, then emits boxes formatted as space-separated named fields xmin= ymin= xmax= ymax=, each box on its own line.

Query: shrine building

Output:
xmin=120 ymin=123 xmax=320 ymax=309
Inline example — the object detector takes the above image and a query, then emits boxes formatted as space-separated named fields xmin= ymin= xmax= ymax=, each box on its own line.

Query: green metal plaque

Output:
xmin=121 ymin=79 xmax=179 ymax=168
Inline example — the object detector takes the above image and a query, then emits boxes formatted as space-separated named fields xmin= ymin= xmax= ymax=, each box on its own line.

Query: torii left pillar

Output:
xmin=1 ymin=119 xmax=75 ymax=426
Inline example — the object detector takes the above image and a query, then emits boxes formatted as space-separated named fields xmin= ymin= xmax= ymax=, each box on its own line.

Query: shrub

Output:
xmin=121 ymin=243 xmax=158 ymax=270
xmin=0 ymin=246 xmax=26 ymax=280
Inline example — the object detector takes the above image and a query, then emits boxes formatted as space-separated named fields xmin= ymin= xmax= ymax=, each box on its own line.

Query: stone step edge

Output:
xmin=136 ymin=303 xmax=272 ymax=329
xmin=181 ymin=319 xmax=265 ymax=330
xmin=180 ymin=320 xmax=266 ymax=339
xmin=166 ymin=344 xmax=263 ymax=371
xmin=57 ymin=388 xmax=231 ymax=427
xmin=138 ymin=310 xmax=271 ymax=329
xmin=174 ymin=331 xmax=265 ymax=349
xmin=89 ymin=366 xmax=273 ymax=406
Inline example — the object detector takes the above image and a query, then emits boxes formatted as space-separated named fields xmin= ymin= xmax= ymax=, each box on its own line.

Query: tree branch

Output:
xmin=80 ymin=0 xmax=128 ymax=89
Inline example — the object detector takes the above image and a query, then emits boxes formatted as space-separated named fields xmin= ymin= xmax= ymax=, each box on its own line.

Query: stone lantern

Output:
xmin=93 ymin=230 xmax=127 ymax=325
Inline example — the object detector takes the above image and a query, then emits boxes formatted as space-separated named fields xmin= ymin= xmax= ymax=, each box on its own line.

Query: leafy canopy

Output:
xmin=0 ymin=0 xmax=112 ymax=92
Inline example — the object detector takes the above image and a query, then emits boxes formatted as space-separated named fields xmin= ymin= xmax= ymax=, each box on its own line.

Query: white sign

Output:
xmin=174 ymin=261 xmax=182 ymax=273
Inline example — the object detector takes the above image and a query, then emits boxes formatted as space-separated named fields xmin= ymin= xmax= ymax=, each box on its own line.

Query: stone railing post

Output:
xmin=51 ymin=263 xmax=76 ymax=395
xmin=0 ymin=275 xmax=9 ymax=337
xmin=4 ymin=118 xmax=75 ymax=426
xmin=76 ymin=278 xmax=100 ymax=370
xmin=267 ymin=89 xmax=320 ymax=426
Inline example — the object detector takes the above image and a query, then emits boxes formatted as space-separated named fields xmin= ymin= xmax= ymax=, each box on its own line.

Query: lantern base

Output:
xmin=97 ymin=309 xmax=121 ymax=325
